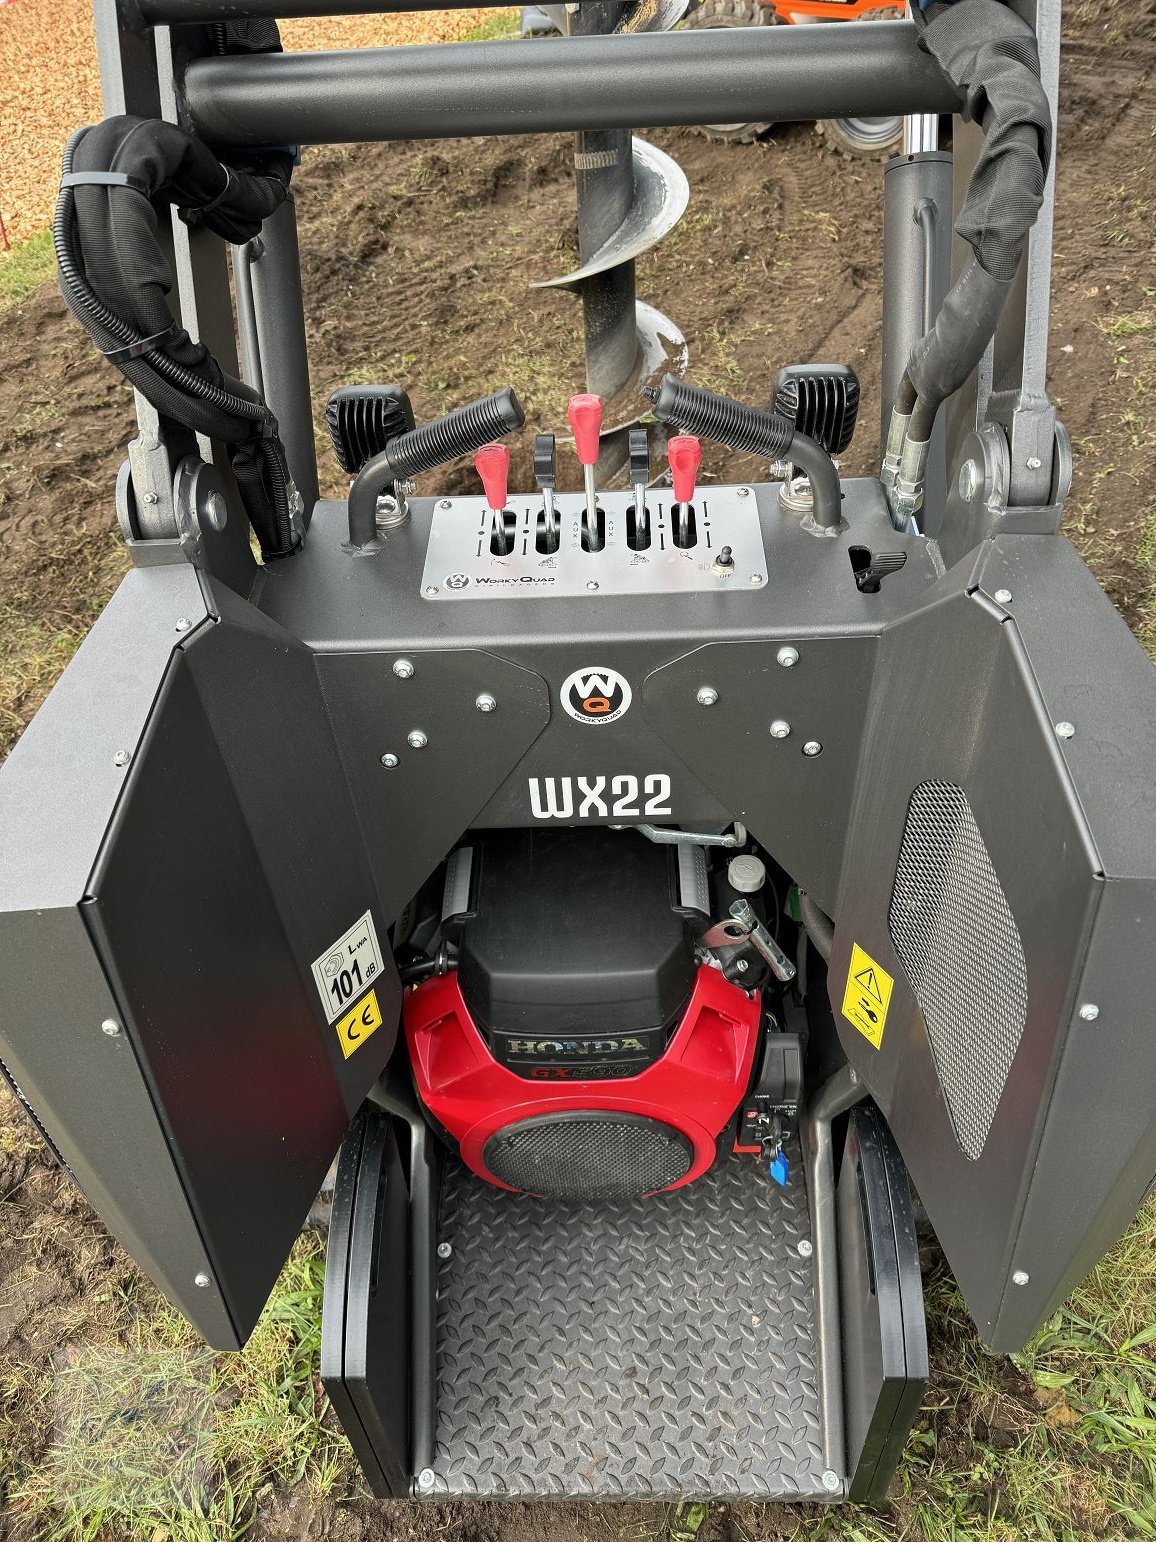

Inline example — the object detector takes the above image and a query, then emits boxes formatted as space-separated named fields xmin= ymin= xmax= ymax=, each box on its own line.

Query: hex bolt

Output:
xmin=175 ymin=616 xmax=192 ymax=633
xmin=203 ymin=492 xmax=229 ymax=532
xmin=113 ymin=749 xmax=132 ymax=768
xmin=797 ymin=1238 xmax=813 ymax=1259
xmin=392 ymin=658 xmax=415 ymax=680
xmin=194 ymin=1271 xmax=212 ymax=1289
xmin=142 ymin=491 xmax=159 ymax=506
xmin=821 ymin=1470 xmax=841 ymax=1494
xmin=993 ymin=588 xmax=1013 ymax=605
xmin=417 ymin=1468 xmax=436 ymax=1493
xmin=101 ymin=1019 xmax=121 ymax=1037
xmin=769 ymin=719 xmax=791 ymax=740
xmin=777 ymin=646 xmax=799 ymax=668
xmin=438 ymin=499 xmax=453 ymax=510
xmin=1012 ymin=1269 xmax=1030 ymax=1286
xmin=1055 ymin=721 xmax=1076 ymax=740
xmin=734 ymin=958 xmax=750 ymax=974
xmin=437 ymin=1241 xmax=453 ymax=1260
xmin=802 ymin=741 xmax=823 ymax=757
xmin=697 ymin=687 xmax=719 ymax=707
xmin=1026 ymin=456 xmax=1042 ymax=470
xmin=1078 ymin=1003 xmax=1100 ymax=1022
xmin=958 ymin=460 xmax=981 ymax=500
xmin=407 ymin=730 xmax=429 ymax=750
xmin=380 ymin=753 xmax=399 ymax=768
xmin=475 ymin=693 xmax=497 ymax=714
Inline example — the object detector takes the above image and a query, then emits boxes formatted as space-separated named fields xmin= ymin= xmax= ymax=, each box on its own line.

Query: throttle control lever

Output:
xmin=347 ymin=386 xmax=525 ymax=549
xmin=645 ymin=374 xmax=843 ymax=535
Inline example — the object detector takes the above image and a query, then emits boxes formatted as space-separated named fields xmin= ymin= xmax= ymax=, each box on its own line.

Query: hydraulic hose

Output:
xmin=347 ymin=387 xmax=525 ymax=548
xmin=647 ymin=374 xmax=842 ymax=532
xmin=798 ymin=891 xmax=834 ymax=963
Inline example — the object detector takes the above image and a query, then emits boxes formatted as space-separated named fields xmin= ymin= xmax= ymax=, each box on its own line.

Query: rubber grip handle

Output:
xmin=567 ymin=393 xmax=603 ymax=467
xmin=668 ymin=434 xmax=702 ymax=506
xmin=474 ymin=441 xmax=510 ymax=511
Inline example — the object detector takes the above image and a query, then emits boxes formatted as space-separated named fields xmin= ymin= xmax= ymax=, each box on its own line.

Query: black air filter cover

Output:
xmin=458 ymin=829 xmax=695 ymax=1044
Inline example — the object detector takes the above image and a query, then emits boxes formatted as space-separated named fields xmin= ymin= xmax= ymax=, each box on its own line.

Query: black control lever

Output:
xmin=644 ymin=374 xmax=842 ymax=534
xmin=347 ymin=387 xmax=525 ymax=549
xmin=850 ymin=546 xmax=907 ymax=593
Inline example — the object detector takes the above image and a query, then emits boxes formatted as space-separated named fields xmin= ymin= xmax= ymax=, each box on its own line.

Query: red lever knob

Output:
xmin=567 ymin=393 xmax=603 ymax=467
xmin=668 ymin=435 xmax=702 ymax=506
xmin=474 ymin=441 xmax=510 ymax=512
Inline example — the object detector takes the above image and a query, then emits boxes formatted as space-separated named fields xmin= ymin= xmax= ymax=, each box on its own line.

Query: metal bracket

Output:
xmin=172 ymin=455 xmax=258 ymax=597
xmin=940 ymin=421 xmax=1072 ymax=570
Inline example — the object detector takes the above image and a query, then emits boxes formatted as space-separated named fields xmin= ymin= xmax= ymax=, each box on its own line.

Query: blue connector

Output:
xmin=768 ymin=1150 xmax=790 ymax=1187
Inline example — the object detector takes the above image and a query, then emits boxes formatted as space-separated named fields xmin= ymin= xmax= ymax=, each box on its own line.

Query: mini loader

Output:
xmin=3 ymin=0 xmax=1154 ymax=1507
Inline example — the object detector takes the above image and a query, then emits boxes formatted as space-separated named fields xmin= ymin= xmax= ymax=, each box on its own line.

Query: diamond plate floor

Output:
xmin=430 ymin=1142 xmax=829 ymax=1499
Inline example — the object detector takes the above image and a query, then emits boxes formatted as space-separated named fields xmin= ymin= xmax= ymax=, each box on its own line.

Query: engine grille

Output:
xmin=888 ymin=781 xmax=1028 ymax=1161
xmin=483 ymin=1112 xmax=693 ymax=1200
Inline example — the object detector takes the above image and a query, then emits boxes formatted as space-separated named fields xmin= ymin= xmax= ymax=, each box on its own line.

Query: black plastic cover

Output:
xmin=457 ymin=829 xmax=696 ymax=1046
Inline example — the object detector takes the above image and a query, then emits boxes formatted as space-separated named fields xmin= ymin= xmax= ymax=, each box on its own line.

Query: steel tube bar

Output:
xmin=185 ymin=23 xmax=960 ymax=148
xmin=143 ymin=0 xmax=567 ymax=18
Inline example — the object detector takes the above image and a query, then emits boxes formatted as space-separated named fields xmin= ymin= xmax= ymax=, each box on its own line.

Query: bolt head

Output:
xmin=142 ymin=491 xmax=159 ymax=506
xmin=797 ymin=1238 xmax=813 ymax=1259
xmin=1012 ymin=1269 xmax=1030 ymax=1286
xmin=437 ymin=1241 xmax=453 ymax=1260
xmin=424 ymin=585 xmax=439 ymax=597
xmin=101 ymin=1018 xmax=121 ymax=1037
xmin=737 ymin=486 xmax=751 ymax=498
xmin=475 ymin=693 xmax=497 ymax=714
xmin=417 ymin=1468 xmax=436 ymax=1492
xmin=734 ymin=958 xmax=750 ymax=974
xmin=175 ymin=616 xmax=192 ymax=633
xmin=802 ymin=740 xmax=823 ymax=757
xmin=748 ymin=573 xmax=764 ymax=586
xmin=587 ymin=580 xmax=600 ymax=592
xmin=203 ymin=492 xmax=229 ymax=532
xmin=438 ymin=499 xmax=453 ymax=510
xmin=407 ymin=730 xmax=428 ymax=750
xmin=1055 ymin=720 xmax=1076 ymax=740
xmin=821 ymin=1469 xmax=841 ymax=1494
xmin=380 ymin=753 xmax=399 ymax=768
xmin=113 ymin=749 xmax=131 ymax=768
xmin=392 ymin=657 xmax=415 ymax=680
xmin=1026 ymin=455 xmax=1043 ymax=471
xmin=958 ymin=460 xmax=981 ymax=500
xmin=697 ymin=687 xmax=719 ymax=707
xmin=1078 ymin=1002 xmax=1100 ymax=1022
xmin=993 ymin=588 xmax=1013 ymax=605
xmin=777 ymin=646 xmax=799 ymax=668
xmin=194 ymin=1271 xmax=212 ymax=1289
xmin=769 ymin=719 xmax=792 ymax=740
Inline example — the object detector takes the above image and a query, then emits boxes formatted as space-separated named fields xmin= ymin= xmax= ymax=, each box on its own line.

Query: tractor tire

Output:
xmin=818 ymin=114 xmax=904 ymax=161
xmin=682 ymin=0 xmax=777 ymax=144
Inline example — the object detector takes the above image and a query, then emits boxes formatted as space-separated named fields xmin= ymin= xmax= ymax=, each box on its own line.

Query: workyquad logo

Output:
xmin=561 ymin=666 xmax=632 ymax=725
xmin=444 ymin=573 xmax=470 ymax=590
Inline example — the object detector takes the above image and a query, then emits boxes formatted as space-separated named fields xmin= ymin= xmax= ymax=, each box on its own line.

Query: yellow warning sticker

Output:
xmin=335 ymin=990 xmax=382 ymax=1060
xmin=841 ymin=944 xmax=894 ymax=1050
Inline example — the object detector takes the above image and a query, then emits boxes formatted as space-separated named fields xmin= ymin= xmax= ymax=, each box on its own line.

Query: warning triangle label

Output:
xmin=854 ymin=966 xmax=884 ymax=1004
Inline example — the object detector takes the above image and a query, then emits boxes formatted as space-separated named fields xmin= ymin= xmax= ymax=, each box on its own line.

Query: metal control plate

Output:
xmin=420 ymin=487 xmax=768 ymax=599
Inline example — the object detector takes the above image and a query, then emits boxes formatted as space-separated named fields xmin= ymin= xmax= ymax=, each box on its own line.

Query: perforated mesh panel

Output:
xmin=888 ymin=781 xmax=1028 ymax=1161
xmin=483 ymin=1113 xmax=693 ymax=1199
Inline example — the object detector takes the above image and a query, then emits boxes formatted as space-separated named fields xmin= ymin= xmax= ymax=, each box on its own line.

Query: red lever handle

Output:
xmin=474 ymin=441 xmax=510 ymax=512
xmin=567 ymin=393 xmax=603 ymax=467
xmin=668 ymin=435 xmax=702 ymax=506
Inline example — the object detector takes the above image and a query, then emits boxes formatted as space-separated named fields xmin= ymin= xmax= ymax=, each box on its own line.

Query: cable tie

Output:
xmin=101 ymin=323 xmax=180 ymax=365
xmin=60 ymin=171 xmax=150 ymax=195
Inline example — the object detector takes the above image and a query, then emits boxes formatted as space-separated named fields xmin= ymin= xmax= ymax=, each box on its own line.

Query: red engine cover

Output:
xmin=403 ymin=965 xmax=761 ymax=1193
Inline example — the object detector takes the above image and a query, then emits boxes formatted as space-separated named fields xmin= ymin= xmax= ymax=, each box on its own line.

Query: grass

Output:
xmin=0 ymin=231 xmax=57 ymax=315
xmin=4 ymin=1231 xmax=358 ymax=1542
xmin=459 ymin=9 xmax=521 ymax=43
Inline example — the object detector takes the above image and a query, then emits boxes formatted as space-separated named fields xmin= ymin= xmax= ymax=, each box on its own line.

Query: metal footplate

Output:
xmin=322 ymin=1104 xmax=928 ymax=1502
xmin=420 ymin=486 xmax=768 ymax=599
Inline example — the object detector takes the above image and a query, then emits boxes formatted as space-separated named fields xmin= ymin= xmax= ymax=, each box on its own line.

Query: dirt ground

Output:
xmin=1 ymin=0 xmax=1155 ymax=1538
